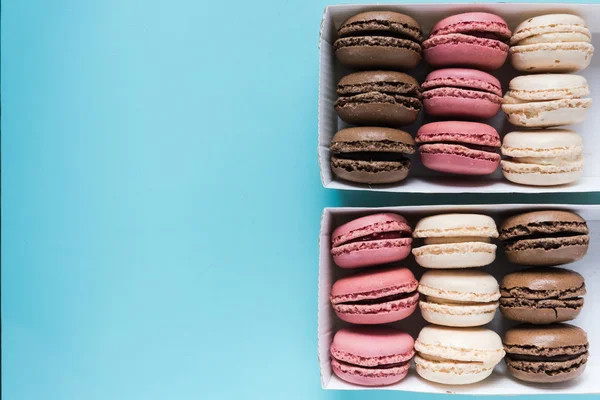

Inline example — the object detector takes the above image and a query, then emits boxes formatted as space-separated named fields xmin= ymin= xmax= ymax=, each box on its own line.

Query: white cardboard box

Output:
xmin=318 ymin=4 xmax=600 ymax=193
xmin=318 ymin=204 xmax=600 ymax=394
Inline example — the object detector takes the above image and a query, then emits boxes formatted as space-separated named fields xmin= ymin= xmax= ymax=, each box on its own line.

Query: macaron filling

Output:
xmin=335 ymin=78 xmax=423 ymax=111
xmin=504 ymin=346 xmax=589 ymax=378
xmin=500 ymin=221 xmax=590 ymax=252
xmin=331 ymin=282 xmax=419 ymax=315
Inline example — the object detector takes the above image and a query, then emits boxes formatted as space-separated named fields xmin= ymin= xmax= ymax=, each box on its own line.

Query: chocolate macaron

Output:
xmin=499 ymin=210 xmax=589 ymax=266
xmin=334 ymin=11 xmax=423 ymax=70
xmin=504 ymin=324 xmax=589 ymax=383
xmin=330 ymin=127 xmax=415 ymax=184
xmin=335 ymin=71 xmax=422 ymax=127
xmin=500 ymin=268 xmax=585 ymax=324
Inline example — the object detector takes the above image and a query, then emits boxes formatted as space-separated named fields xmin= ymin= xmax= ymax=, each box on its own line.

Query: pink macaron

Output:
xmin=331 ymin=213 xmax=412 ymax=269
xmin=330 ymin=266 xmax=419 ymax=324
xmin=423 ymin=12 xmax=511 ymax=70
xmin=422 ymin=68 xmax=502 ymax=119
xmin=416 ymin=121 xmax=501 ymax=175
xmin=331 ymin=326 xmax=415 ymax=386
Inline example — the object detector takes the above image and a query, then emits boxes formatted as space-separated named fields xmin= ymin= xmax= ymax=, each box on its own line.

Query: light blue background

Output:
xmin=3 ymin=0 xmax=599 ymax=399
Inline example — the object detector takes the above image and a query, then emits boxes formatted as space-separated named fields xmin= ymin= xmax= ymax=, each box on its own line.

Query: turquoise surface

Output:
xmin=2 ymin=0 xmax=599 ymax=399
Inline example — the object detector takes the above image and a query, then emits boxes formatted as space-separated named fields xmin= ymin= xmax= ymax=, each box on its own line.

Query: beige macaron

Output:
xmin=502 ymin=74 xmax=591 ymax=127
xmin=510 ymin=14 xmax=594 ymax=72
xmin=415 ymin=325 xmax=505 ymax=385
xmin=412 ymin=214 xmax=498 ymax=268
xmin=418 ymin=270 xmax=500 ymax=327
xmin=501 ymin=129 xmax=584 ymax=186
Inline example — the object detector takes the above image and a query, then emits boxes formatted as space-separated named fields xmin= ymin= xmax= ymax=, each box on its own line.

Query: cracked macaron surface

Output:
xmin=500 ymin=267 xmax=586 ymax=324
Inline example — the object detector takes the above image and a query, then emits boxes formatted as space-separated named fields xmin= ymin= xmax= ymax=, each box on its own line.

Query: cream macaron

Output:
xmin=509 ymin=14 xmax=594 ymax=72
xmin=412 ymin=214 xmax=498 ymax=268
xmin=502 ymin=74 xmax=591 ymax=127
xmin=415 ymin=325 xmax=505 ymax=385
xmin=501 ymin=129 xmax=584 ymax=186
xmin=418 ymin=270 xmax=500 ymax=327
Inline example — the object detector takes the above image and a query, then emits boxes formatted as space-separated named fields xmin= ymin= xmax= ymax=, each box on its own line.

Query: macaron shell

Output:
xmin=332 ymin=358 xmax=409 ymax=386
xmin=332 ymin=213 xmax=410 ymax=241
xmin=510 ymin=43 xmax=593 ymax=72
xmin=423 ymin=34 xmax=508 ymax=70
xmin=420 ymin=301 xmax=498 ymax=327
xmin=501 ymin=159 xmax=584 ymax=186
xmin=429 ymin=12 xmax=511 ymax=38
xmin=415 ymin=355 xmax=494 ymax=385
xmin=334 ymin=294 xmax=418 ymax=324
xmin=331 ymin=158 xmax=410 ymax=185
xmin=413 ymin=213 xmax=498 ymax=237
xmin=505 ymin=355 xmax=587 ymax=383
xmin=412 ymin=242 xmax=496 ymax=268
xmin=501 ymin=129 xmax=582 ymax=158
xmin=331 ymin=266 xmax=417 ymax=297
xmin=499 ymin=302 xmax=582 ymax=324
xmin=419 ymin=269 xmax=500 ymax=301
xmin=420 ymin=146 xmax=500 ymax=175
xmin=331 ymin=326 xmax=415 ymax=361
xmin=424 ymin=91 xmax=501 ymax=119
xmin=332 ymin=238 xmax=412 ymax=268
xmin=416 ymin=120 xmax=501 ymax=146
xmin=504 ymin=239 xmax=588 ymax=266
xmin=336 ymin=44 xmax=421 ymax=70
xmin=423 ymin=68 xmax=502 ymax=95
xmin=336 ymin=102 xmax=420 ymax=127
xmin=502 ymin=98 xmax=591 ymax=127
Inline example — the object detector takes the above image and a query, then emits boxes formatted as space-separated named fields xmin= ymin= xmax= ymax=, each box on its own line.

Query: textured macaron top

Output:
xmin=501 ymin=130 xmax=583 ymax=158
xmin=499 ymin=210 xmax=588 ymax=240
xmin=416 ymin=121 xmax=500 ymax=147
xmin=416 ymin=325 xmax=505 ymax=365
xmin=338 ymin=71 xmax=420 ymax=92
xmin=413 ymin=213 xmax=498 ymax=238
xmin=501 ymin=267 xmax=585 ymax=293
xmin=331 ymin=127 xmax=415 ymax=154
xmin=504 ymin=323 xmax=588 ymax=351
xmin=504 ymin=74 xmax=589 ymax=101
xmin=331 ymin=326 xmax=415 ymax=359
xmin=331 ymin=213 xmax=411 ymax=247
xmin=510 ymin=14 xmax=591 ymax=46
xmin=422 ymin=68 xmax=502 ymax=97
xmin=331 ymin=266 xmax=418 ymax=298
xmin=419 ymin=269 xmax=500 ymax=302
xmin=429 ymin=12 xmax=511 ymax=39
xmin=338 ymin=11 xmax=423 ymax=42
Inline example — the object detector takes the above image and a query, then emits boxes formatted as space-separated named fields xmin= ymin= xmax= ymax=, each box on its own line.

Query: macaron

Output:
xmin=418 ymin=270 xmax=500 ymax=327
xmin=335 ymin=71 xmax=422 ymax=127
xmin=415 ymin=325 xmax=505 ymax=385
xmin=499 ymin=210 xmax=589 ymax=266
xmin=500 ymin=268 xmax=586 ymax=324
xmin=422 ymin=68 xmax=502 ymax=119
xmin=334 ymin=11 xmax=423 ymax=70
xmin=331 ymin=213 xmax=412 ymax=268
xmin=504 ymin=323 xmax=589 ymax=383
xmin=330 ymin=127 xmax=415 ymax=184
xmin=502 ymin=74 xmax=592 ymax=127
xmin=330 ymin=266 xmax=419 ymax=324
xmin=330 ymin=326 xmax=415 ymax=386
xmin=423 ymin=12 xmax=511 ymax=70
xmin=416 ymin=121 xmax=500 ymax=175
xmin=501 ymin=130 xmax=584 ymax=186
xmin=510 ymin=14 xmax=594 ymax=72
xmin=412 ymin=213 xmax=498 ymax=269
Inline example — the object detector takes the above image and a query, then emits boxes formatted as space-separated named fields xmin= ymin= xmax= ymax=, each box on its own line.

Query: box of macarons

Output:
xmin=317 ymin=4 xmax=599 ymax=192
xmin=318 ymin=204 xmax=597 ymax=394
